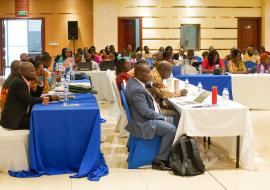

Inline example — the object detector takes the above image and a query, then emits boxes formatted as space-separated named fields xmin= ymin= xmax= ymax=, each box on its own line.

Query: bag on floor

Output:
xmin=170 ymin=135 xmax=205 ymax=176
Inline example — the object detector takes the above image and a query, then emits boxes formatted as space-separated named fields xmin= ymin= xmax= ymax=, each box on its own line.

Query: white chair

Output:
xmin=0 ymin=126 xmax=29 ymax=173
xmin=184 ymin=65 xmax=198 ymax=74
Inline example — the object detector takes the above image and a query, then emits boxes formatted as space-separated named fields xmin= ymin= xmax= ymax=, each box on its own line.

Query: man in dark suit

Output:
xmin=173 ymin=48 xmax=187 ymax=60
xmin=1 ymin=62 xmax=49 ymax=130
xmin=126 ymin=63 xmax=176 ymax=170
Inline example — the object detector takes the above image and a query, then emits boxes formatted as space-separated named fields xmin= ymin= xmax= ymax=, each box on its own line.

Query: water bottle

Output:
xmin=198 ymin=64 xmax=202 ymax=74
xmin=70 ymin=67 xmax=75 ymax=81
xmin=63 ymin=78 xmax=69 ymax=106
xmin=181 ymin=65 xmax=186 ymax=75
xmin=222 ymin=88 xmax=230 ymax=106
xmin=197 ymin=82 xmax=202 ymax=92
xmin=184 ymin=79 xmax=189 ymax=89
xmin=66 ymin=69 xmax=71 ymax=82
xmin=260 ymin=65 xmax=265 ymax=74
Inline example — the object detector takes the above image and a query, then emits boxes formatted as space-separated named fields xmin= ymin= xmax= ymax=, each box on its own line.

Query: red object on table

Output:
xmin=212 ymin=86 xmax=218 ymax=105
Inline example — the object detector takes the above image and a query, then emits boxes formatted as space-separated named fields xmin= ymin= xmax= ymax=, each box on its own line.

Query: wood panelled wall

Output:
xmin=0 ymin=0 xmax=93 ymax=56
xmin=94 ymin=0 xmax=262 ymax=57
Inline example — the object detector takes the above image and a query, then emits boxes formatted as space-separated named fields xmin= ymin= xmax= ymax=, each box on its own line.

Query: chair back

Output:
xmin=120 ymin=90 xmax=132 ymax=122
xmin=194 ymin=56 xmax=203 ymax=62
xmin=224 ymin=60 xmax=228 ymax=72
xmin=244 ymin=61 xmax=256 ymax=69
xmin=122 ymin=80 xmax=127 ymax=92
xmin=145 ymin=59 xmax=154 ymax=68
xmin=172 ymin=65 xmax=182 ymax=76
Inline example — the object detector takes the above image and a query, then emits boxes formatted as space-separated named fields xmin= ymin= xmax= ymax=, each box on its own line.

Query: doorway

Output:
xmin=118 ymin=17 xmax=142 ymax=53
xmin=237 ymin=18 xmax=261 ymax=50
xmin=0 ymin=18 xmax=45 ymax=76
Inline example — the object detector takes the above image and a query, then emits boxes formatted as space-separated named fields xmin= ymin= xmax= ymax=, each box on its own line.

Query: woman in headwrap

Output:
xmin=257 ymin=53 xmax=270 ymax=73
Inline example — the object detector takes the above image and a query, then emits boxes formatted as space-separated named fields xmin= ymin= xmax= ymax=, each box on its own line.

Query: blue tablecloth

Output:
xmin=174 ymin=74 xmax=233 ymax=100
xmin=9 ymin=93 xmax=108 ymax=181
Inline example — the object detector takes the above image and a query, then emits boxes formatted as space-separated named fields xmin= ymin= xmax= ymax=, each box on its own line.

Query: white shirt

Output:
xmin=134 ymin=77 xmax=161 ymax=113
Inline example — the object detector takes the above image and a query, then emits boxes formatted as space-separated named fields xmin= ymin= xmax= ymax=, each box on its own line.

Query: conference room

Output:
xmin=0 ymin=0 xmax=270 ymax=190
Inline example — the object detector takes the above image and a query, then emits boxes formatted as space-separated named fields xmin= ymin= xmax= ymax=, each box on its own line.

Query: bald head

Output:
xmin=10 ymin=60 xmax=21 ymax=76
xmin=20 ymin=53 xmax=29 ymax=62
xmin=20 ymin=62 xmax=37 ymax=81
xmin=134 ymin=63 xmax=151 ymax=84
xmin=157 ymin=61 xmax=172 ymax=79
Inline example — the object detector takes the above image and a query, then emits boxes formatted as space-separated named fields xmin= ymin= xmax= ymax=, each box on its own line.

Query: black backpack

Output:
xmin=170 ymin=135 xmax=205 ymax=176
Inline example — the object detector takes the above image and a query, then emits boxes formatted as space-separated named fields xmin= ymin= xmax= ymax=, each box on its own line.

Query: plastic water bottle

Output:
xmin=184 ymin=79 xmax=189 ymax=89
xmin=197 ymin=82 xmax=202 ymax=93
xmin=260 ymin=65 xmax=265 ymax=74
xmin=198 ymin=64 xmax=202 ymax=74
xmin=181 ymin=65 xmax=186 ymax=75
xmin=63 ymin=78 xmax=69 ymax=106
xmin=66 ymin=69 xmax=71 ymax=82
xmin=70 ymin=67 xmax=75 ymax=81
xmin=222 ymin=88 xmax=230 ymax=106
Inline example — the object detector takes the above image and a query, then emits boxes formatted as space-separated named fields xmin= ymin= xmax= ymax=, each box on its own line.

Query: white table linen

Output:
xmin=231 ymin=74 xmax=270 ymax=110
xmin=81 ymin=70 xmax=128 ymax=137
xmin=82 ymin=70 xmax=116 ymax=102
xmin=0 ymin=126 xmax=29 ymax=173
xmin=169 ymin=79 xmax=255 ymax=170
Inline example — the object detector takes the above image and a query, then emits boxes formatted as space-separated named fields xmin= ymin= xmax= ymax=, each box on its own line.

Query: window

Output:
xmin=180 ymin=24 xmax=200 ymax=50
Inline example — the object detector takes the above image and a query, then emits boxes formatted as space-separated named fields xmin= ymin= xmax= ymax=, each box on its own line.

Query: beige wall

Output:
xmin=0 ymin=0 xmax=93 ymax=57
xmin=262 ymin=0 xmax=270 ymax=50
xmin=93 ymin=0 xmax=263 ymax=57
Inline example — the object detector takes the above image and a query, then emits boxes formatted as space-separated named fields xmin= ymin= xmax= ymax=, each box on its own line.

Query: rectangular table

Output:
xmin=9 ymin=93 xmax=108 ymax=181
xmin=174 ymin=74 xmax=233 ymax=99
xmin=231 ymin=74 xmax=270 ymax=110
xmin=168 ymin=79 xmax=255 ymax=170
xmin=78 ymin=70 xmax=116 ymax=102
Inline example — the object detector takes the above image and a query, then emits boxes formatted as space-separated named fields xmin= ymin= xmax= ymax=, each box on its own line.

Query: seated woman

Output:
xmin=202 ymin=50 xmax=225 ymax=73
xmin=54 ymin=48 xmax=73 ymax=71
xmin=30 ymin=59 xmax=49 ymax=93
xmin=116 ymin=58 xmax=134 ymax=90
xmin=243 ymin=47 xmax=258 ymax=63
xmin=257 ymin=53 xmax=270 ymax=73
xmin=89 ymin=47 xmax=102 ymax=64
xmin=41 ymin=53 xmax=53 ymax=87
xmin=228 ymin=49 xmax=247 ymax=74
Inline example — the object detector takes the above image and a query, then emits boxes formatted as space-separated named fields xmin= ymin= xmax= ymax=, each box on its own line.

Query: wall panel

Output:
xmin=118 ymin=0 xmax=261 ymax=7
xmin=94 ymin=0 xmax=262 ymax=55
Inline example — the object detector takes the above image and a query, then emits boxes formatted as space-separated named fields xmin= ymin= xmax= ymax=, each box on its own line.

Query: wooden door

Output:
xmin=238 ymin=18 xmax=261 ymax=50
xmin=118 ymin=18 xmax=136 ymax=52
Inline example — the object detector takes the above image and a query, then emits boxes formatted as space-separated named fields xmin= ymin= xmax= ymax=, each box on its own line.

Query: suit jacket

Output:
xmin=173 ymin=53 xmax=187 ymax=60
xmin=125 ymin=77 xmax=165 ymax=139
xmin=1 ymin=76 xmax=43 ymax=130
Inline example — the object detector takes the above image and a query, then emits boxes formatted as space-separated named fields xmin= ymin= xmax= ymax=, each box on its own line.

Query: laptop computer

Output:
xmin=99 ymin=61 xmax=115 ymax=71
xmin=77 ymin=62 xmax=93 ymax=71
xmin=176 ymin=91 xmax=211 ymax=106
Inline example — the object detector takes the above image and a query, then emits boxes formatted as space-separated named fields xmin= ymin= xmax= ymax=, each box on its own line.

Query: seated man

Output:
xmin=0 ymin=60 xmax=21 ymax=110
xmin=0 ymin=62 xmax=56 ymax=130
xmin=85 ymin=54 xmax=99 ymax=71
xmin=20 ymin=53 xmax=30 ymax=62
xmin=126 ymin=63 xmax=176 ymax=170
xmin=173 ymin=48 xmax=187 ymax=60
xmin=150 ymin=61 xmax=187 ymax=126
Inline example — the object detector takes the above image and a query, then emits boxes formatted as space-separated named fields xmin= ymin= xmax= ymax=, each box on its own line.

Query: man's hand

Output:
xmin=180 ymin=89 xmax=188 ymax=96
xmin=50 ymin=95 xmax=60 ymax=101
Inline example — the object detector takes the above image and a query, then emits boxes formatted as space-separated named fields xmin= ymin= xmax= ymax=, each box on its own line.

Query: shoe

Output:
xmin=152 ymin=160 xmax=172 ymax=171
